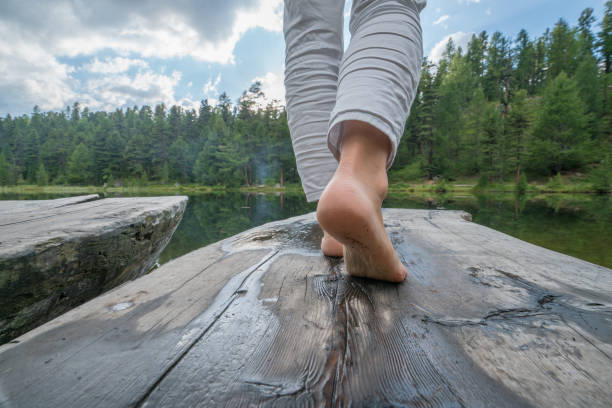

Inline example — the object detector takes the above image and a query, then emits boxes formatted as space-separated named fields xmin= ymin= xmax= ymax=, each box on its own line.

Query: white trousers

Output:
xmin=283 ymin=0 xmax=426 ymax=202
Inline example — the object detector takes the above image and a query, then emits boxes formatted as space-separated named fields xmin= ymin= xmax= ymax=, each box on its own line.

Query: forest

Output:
xmin=0 ymin=5 xmax=610 ymax=191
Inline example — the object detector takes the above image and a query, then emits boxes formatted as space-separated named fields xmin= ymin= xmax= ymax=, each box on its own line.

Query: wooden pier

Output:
xmin=0 ymin=209 xmax=610 ymax=407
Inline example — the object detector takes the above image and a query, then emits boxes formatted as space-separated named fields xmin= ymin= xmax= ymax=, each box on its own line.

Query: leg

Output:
xmin=283 ymin=0 xmax=345 ymax=255
xmin=317 ymin=0 xmax=425 ymax=281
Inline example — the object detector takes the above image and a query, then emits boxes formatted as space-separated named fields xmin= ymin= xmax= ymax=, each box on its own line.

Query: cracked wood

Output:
xmin=1 ymin=209 xmax=610 ymax=407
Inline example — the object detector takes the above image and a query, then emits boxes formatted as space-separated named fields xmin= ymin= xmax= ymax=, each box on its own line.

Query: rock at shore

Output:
xmin=0 ymin=195 xmax=187 ymax=344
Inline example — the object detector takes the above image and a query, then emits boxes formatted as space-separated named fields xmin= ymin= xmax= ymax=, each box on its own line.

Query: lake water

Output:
xmin=1 ymin=192 xmax=610 ymax=269
xmin=160 ymin=192 xmax=611 ymax=269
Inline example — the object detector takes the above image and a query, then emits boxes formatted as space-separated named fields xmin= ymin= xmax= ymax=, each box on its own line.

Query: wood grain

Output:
xmin=1 ymin=209 xmax=610 ymax=407
xmin=0 ymin=195 xmax=188 ymax=343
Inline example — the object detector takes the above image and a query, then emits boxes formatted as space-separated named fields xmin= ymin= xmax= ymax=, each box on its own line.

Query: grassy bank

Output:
xmin=0 ymin=178 xmax=608 ymax=196
xmin=389 ymin=174 xmax=609 ymax=195
xmin=0 ymin=183 xmax=305 ymax=196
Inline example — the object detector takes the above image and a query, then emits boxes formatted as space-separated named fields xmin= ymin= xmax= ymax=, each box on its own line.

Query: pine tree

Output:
xmin=480 ymin=102 xmax=503 ymax=182
xmin=151 ymin=103 xmax=169 ymax=178
xmin=0 ymin=153 xmax=13 ymax=185
xmin=67 ymin=143 xmax=93 ymax=184
xmin=168 ymin=137 xmax=190 ymax=182
xmin=461 ymin=87 xmax=487 ymax=175
xmin=35 ymin=161 xmax=49 ymax=186
xmin=123 ymin=134 xmax=149 ymax=178
xmin=548 ymin=19 xmax=578 ymax=78
xmin=514 ymin=29 xmax=536 ymax=93
xmin=532 ymin=73 xmax=588 ymax=173
xmin=23 ymin=127 xmax=39 ymax=182
xmin=507 ymin=90 xmax=531 ymax=184
xmin=418 ymin=61 xmax=439 ymax=179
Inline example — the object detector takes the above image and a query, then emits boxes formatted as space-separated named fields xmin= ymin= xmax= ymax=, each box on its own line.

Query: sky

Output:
xmin=0 ymin=0 xmax=607 ymax=116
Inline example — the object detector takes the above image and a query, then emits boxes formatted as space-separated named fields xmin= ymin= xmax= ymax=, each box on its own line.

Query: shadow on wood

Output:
xmin=0 ymin=209 xmax=610 ymax=407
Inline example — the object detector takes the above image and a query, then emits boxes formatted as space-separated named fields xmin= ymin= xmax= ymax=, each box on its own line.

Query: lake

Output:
xmin=159 ymin=191 xmax=611 ymax=269
xmin=1 ymin=192 xmax=610 ymax=269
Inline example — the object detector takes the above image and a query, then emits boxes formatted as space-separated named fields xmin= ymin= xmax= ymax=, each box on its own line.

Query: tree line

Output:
xmin=0 ymin=5 xmax=610 ymax=190
xmin=0 ymin=85 xmax=296 ymax=187
xmin=396 ymin=4 xmax=611 ymax=190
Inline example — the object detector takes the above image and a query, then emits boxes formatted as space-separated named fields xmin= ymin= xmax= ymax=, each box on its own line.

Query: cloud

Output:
xmin=82 ymin=69 xmax=193 ymax=111
xmin=253 ymin=70 xmax=285 ymax=107
xmin=0 ymin=0 xmax=282 ymax=64
xmin=0 ymin=24 xmax=77 ymax=113
xmin=428 ymin=31 xmax=475 ymax=64
xmin=458 ymin=0 xmax=480 ymax=3
xmin=0 ymin=0 xmax=283 ymax=114
xmin=433 ymin=14 xmax=450 ymax=26
xmin=203 ymin=74 xmax=222 ymax=97
xmin=83 ymin=57 xmax=149 ymax=74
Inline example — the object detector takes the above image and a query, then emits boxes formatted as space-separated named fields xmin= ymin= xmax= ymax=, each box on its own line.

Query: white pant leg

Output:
xmin=328 ymin=0 xmax=426 ymax=169
xmin=283 ymin=0 xmax=344 ymax=202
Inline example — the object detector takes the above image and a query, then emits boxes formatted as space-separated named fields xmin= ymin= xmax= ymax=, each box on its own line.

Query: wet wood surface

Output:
xmin=0 ymin=209 xmax=610 ymax=407
xmin=0 ymin=195 xmax=188 ymax=343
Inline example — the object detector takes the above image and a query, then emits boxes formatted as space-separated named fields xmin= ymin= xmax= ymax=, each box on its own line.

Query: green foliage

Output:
xmin=398 ymin=8 xmax=609 ymax=187
xmin=35 ymin=162 xmax=49 ymax=186
xmin=546 ymin=173 xmax=564 ymax=189
xmin=160 ymin=162 xmax=169 ymax=184
xmin=532 ymin=73 xmax=589 ymax=174
xmin=139 ymin=171 xmax=149 ymax=187
xmin=590 ymin=156 xmax=611 ymax=193
xmin=476 ymin=174 xmax=489 ymax=188
xmin=0 ymin=7 xmax=610 ymax=191
xmin=67 ymin=143 xmax=93 ymax=185
xmin=389 ymin=161 xmax=424 ymax=182
xmin=0 ymin=153 xmax=14 ymax=185
xmin=433 ymin=178 xmax=449 ymax=193
xmin=517 ymin=172 xmax=528 ymax=194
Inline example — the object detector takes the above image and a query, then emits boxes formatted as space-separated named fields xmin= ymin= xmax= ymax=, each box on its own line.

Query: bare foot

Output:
xmin=321 ymin=230 xmax=343 ymax=257
xmin=316 ymin=121 xmax=407 ymax=282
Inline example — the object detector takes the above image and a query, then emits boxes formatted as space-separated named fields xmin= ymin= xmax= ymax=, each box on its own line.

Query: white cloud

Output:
xmin=428 ymin=31 xmax=475 ymax=64
xmin=253 ymin=70 xmax=285 ymax=107
xmin=485 ymin=8 xmax=492 ymax=16
xmin=433 ymin=14 xmax=450 ymax=26
xmin=458 ymin=0 xmax=480 ymax=3
xmin=0 ymin=24 xmax=77 ymax=112
xmin=82 ymin=69 xmax=192 ymax=111
xmin=1 ymin=0 xmax=283 ymax=65
xmin=0 ymin=0 xmax=283 ymax=113
xmin=203 ymin=74 xmax=222 ymax=97
xmin=83 ymin=57 xmax=148 ymax=74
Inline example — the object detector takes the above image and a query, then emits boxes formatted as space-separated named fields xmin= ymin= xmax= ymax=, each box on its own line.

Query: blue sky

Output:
xmin=0 ymin=0 xmax=607 ymax=116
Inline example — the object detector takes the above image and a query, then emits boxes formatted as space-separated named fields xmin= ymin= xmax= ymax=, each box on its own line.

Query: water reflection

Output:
xmin=0 ymin=191 xmax=609 ymax=268
xmin=158 ymin=192 xmax=316 ymax=263
xmin=159 ymin=192 xmax=611 ymax=269
xmin=384 ymin=192 xmax=611 ymax=269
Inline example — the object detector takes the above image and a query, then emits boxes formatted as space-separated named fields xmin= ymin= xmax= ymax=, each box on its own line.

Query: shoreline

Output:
xmin=0 ymin=181 xmax=608 ymax=196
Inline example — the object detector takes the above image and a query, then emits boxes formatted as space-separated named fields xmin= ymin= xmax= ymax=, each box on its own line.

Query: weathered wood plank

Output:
xmin=1 ymin=209 xmax=610 ymax=407
xmin=0 ymin=194 xmax=99 ymax=222
xmin=0 ymin=239 xmax=275 ymax=407
xmin=0 ymin=196 xmax=188 ymax=343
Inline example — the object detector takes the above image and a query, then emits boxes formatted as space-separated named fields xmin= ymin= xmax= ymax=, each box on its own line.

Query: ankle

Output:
xmin=338 ymin=121 xmax=390 ymax=200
